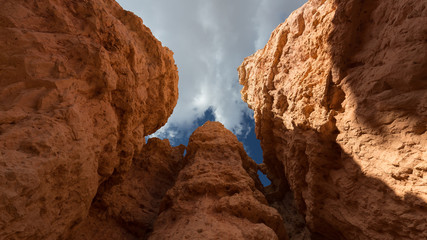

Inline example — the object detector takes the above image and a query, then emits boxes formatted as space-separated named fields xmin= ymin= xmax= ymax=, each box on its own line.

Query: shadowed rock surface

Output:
xmin=239 ymin=0 xmax=427 ymax=239
xmin=68 ymin=138 xmax=185 ymax=239
xmin=0 ymin=0 xmax=178 ymax=239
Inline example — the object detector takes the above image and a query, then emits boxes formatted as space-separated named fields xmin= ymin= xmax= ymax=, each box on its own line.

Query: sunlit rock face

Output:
xmin=0 ymin=0 xmax=178 ymax=238
xmin=239 ymin=0 xmax=427 ymax=239
xmin=149 ymin=122 xmax=288 ymax=240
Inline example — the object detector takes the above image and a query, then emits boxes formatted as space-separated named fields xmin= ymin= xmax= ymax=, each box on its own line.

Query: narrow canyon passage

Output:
xmin=0 ymin=0 xmax=426 ymax=240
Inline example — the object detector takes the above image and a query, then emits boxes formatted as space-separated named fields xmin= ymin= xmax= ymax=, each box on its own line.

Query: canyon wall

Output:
xmin=239 ymin=0 xmax=427 ymax=239
xmin=2 ymin=0 xmax=426 ymax=239
xmin=0 ymin=0 xmax=178 ymax=239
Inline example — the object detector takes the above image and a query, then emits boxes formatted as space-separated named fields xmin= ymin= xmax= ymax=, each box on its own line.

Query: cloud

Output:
xmin=116 ymin=0 xmax=305 ymax=143
xmin=148 ymin=126 xmax=179 ymax=144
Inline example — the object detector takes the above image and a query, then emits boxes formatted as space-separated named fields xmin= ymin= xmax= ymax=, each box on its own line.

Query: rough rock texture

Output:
xmin=0 ymin=0 xmax=178 ymax=239
xmin=239 ymin=0 xmax=427 ymax=239
xmin=149 ymin=122 xmax=288 ymax=240
xmin=68 ymin=138 xmax=185 ymax=239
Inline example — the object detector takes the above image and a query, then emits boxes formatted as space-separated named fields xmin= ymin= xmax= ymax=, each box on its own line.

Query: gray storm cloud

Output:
xmin=116 ymin=0 xmax=306 ymax=142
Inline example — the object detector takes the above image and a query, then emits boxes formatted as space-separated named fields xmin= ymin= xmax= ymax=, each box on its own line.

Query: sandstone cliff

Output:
xmin=149 ymin=122 xmax=288 ymax=240
xmin=239 ymin=0 xmax=427 ymax=239
xmin=0 ymin=0 xmax=178 ymax=239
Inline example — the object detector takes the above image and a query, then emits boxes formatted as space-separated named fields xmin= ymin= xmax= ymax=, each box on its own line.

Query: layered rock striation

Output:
xmin=0 ymin=0 xmax=178 ymax=238
xmin=239 ymin=0 xmax=427 ymax=239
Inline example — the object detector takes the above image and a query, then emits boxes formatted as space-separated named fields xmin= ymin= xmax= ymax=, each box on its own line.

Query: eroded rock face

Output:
xmin=0 ymin=0 xmax=178 ymax=238
xmin=239 ymin=0 xmax=427 ymax=239
xmin=149 ymin=122 xmax=288 ymax=240
xmin=68 ymin=138 xmax=185 ymax=239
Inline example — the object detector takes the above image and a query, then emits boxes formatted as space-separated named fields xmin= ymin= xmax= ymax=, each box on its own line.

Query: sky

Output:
xmin=116 ymin=0 xmax=306 ymax=185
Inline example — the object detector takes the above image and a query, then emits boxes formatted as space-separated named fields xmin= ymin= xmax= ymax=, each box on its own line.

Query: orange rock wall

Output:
xmin=0 ymin=0 xmax=178 ymax=238
xmin=239 ymin=0 xmax=427 ymax=239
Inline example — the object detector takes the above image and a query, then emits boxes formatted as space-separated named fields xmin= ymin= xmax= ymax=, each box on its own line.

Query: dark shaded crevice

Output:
xmin=253 ymin=84 xmax=312 ymax=239
xmin=67 ymin=140 xmax=188 ymax=240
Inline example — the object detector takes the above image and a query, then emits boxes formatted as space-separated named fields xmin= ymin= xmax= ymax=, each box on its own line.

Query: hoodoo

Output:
xmin=149 ymin=122 xmax=287 ymax=240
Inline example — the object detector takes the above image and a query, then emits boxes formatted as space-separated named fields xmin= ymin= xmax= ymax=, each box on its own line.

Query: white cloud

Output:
xmin=116 ymin=0 xmax=305 ymax=143
xmin=148 ymin=125 xmax=180 ymax=145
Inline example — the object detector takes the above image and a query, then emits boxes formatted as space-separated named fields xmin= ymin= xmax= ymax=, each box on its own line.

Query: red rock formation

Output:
xmin=149 ymin=122 xmax=288 ymax=240
xmin=0 ymin=0 xmax=178 ymax=238
xmin=2 ymin=0 xmax=426 ymax=239
xmin=68 ymin=138 xmax=185 ymax=239
xmin=239 ymin=0 xmax=427 ymax=239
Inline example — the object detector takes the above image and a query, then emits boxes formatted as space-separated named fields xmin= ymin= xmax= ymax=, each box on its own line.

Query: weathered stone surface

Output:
xmin=68 ymin=138 xmax=185 ymax=239
xmin=3 ymin=0 xmax=426 ymax=239
xmin=0 ymin=0 xmax=178 ymax=238
xmin=239 ymin=0 xmax=427 ymax=239
xmin=149 ymin=122 xmax=288 ymax=240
